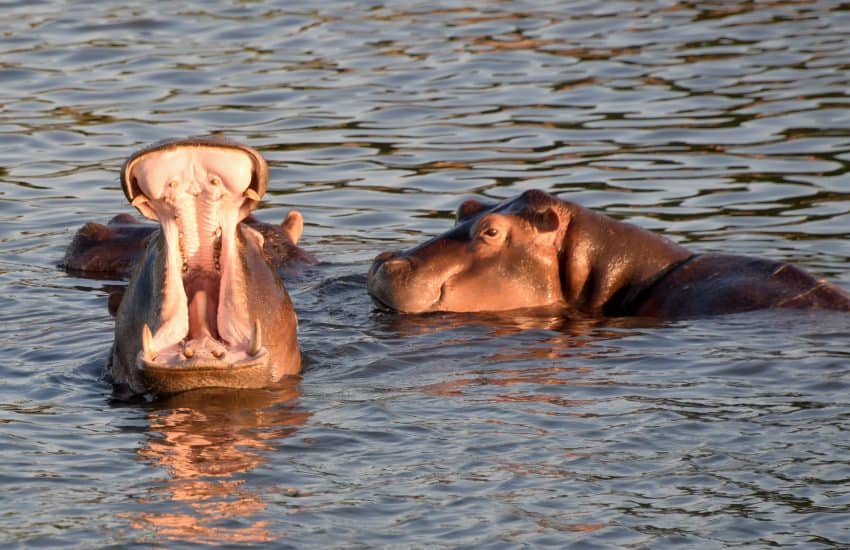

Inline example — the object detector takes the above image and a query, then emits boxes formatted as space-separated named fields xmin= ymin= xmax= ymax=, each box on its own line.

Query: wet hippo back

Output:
xmin=632 ymin=254 xmax=850 ymax=319
xmin=60 ymin=214 xmax=156 ymax=278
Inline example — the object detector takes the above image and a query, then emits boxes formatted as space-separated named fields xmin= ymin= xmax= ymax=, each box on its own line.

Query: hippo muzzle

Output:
xmin=367 ymin=252 xmax=438 ymax=312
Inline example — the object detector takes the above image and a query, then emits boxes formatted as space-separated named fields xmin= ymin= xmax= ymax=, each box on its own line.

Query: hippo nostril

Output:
xmin=368 ymin=253 xmax=411 ymax=282
xmin=381 ymin=257 xmax=412 ymax=273
xmin=374 ymin=251 xmax=398 ymax=263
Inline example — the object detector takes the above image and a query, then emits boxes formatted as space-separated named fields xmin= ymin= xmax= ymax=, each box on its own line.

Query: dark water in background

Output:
xmin=2 ymin=0 xmax=850 ymax=547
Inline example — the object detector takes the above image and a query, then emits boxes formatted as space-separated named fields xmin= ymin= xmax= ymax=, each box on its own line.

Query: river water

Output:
xmin=2 ymin=1 xmax=850 ymax=548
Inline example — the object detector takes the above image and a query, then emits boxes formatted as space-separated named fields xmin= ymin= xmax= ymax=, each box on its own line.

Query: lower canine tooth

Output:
xmin=249 ymin=319 xmax=262 ymax=356
xmin=142 ymin=324 xmax=157 ymax=361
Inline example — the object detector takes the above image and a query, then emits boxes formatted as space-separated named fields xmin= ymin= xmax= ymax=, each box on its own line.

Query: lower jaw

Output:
xmin=137 ymin=349 xmax=274 ymax=394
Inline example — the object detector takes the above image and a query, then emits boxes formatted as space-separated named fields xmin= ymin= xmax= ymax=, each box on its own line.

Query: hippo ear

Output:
xmin=455 ymin=198 xmax=491 ymax=225
xmin=281 ymin=210 xmax=304 ymax=245
xmin=532 ymin=208 xmax=560 ymax=233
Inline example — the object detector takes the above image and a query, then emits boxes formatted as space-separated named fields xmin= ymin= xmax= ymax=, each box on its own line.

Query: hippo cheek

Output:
xmin=434 ymin=260 xmax=564 ymax=313
xmin=433 ymin=275 xmax=522 ymax=312
xmin=367 ymin=253 xmax=446 ymax=313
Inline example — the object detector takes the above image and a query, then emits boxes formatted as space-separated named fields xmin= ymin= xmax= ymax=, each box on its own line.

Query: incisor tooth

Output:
xmin=249 ymin=319 xmax=262 ymax=356
xmin=142 ymin=324 xmax=157 ymax=361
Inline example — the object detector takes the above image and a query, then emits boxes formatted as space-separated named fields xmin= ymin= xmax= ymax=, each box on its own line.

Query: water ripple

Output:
xmin=2 ymin=0 xmax=850 ymax=547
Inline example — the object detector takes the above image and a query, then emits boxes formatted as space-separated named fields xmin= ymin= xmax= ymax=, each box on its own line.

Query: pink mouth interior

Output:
xmin=126 ymin=146 xmax=263 ymax=366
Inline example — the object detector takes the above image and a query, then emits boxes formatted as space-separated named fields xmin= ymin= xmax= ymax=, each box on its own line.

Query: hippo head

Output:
xmin=368 ymin=189 xmax=693 ymax=317
xmin=368 ymin=190 xmax=567 ymax=313
xmin=112 ymin=137 xmax=300 ymax=396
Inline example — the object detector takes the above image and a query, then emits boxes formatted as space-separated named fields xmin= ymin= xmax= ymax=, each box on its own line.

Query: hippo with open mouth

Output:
xmin=368 ymin=190 xmax=850 ymax=318
xmin=110 ymin=137 xmax=301 ymax=396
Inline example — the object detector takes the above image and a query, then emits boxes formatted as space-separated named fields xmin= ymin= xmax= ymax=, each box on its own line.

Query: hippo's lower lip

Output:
xmin=137 ymin=348 xmax=273 ymax=394
xmin=135 ymin=319 xmax=270 ymax=394
xmin=368 ymin=292 xmax=397 ymax=312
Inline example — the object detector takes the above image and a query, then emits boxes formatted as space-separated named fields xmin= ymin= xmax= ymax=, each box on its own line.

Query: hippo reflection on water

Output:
xmin=368 ymin=190 xmax=850 ymax=318
xmin=104 ymin=137 xmax=304 ymax=396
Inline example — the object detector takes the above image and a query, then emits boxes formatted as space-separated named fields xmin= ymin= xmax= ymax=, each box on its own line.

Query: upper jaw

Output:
xmin=121 ymin=136 xmax=269 ymax=207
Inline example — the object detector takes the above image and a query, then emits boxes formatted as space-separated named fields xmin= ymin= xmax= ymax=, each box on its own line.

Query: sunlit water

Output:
xmin=2 ymin=1 xmax=850 ymax=547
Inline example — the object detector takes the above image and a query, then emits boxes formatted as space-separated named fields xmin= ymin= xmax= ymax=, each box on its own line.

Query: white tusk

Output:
xmin=131 ymin=195 xmax=149 ymax=207
xmin=142 ymin=324 xmax=157 ymax=361
xmin=243 ymin=188 xmax=261 ymax=202
xmin=249 ymin=319 xmax=262 ymax=356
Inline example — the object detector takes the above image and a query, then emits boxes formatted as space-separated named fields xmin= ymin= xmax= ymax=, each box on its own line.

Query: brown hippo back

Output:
xmin=632 ymin=254 xmax=850 ymax=318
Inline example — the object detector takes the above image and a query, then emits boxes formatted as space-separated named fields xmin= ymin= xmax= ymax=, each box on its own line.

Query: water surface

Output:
xmin=2 ymin=1 xmax=850 ymax=547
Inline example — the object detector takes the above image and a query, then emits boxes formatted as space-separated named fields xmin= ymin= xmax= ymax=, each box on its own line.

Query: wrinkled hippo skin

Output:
xmin=368 ymin=189 xmax=850 ymax=319
xmin=62 ymin=213 xmax=314 ymax=280
xmin=631 ymin=255 xmax=850 ymax=318
xmin=109 ymin=136 xmax=301 ymax=397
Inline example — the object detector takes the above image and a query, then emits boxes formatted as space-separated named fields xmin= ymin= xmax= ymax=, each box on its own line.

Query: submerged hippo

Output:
xmin=110 ymin=136 xmax=302 ymax=396
xmin=62 ymin=211 xmax=313 ymax=279
xmin=368 ymin=190 xmax=850 ymax=318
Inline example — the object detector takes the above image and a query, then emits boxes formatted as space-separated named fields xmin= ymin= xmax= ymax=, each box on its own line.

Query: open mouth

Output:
xmin=136 ymin=206 xmax=269 ymax=378
xmin=122 ymin=142 xmax=270 ymax=385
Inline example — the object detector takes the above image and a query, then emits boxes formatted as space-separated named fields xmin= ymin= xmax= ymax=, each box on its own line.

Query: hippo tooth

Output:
xmin=243 ymin=188 xmax=261 ymax=202
xmin=131 ymin=195 xmax=149 ymax=208
xmin=142 ymin=323 xmax=157 ymax=361
xmin=249 ymin=319 xmax=262 ymax=356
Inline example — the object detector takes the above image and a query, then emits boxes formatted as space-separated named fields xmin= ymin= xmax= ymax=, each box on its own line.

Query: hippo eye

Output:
xmin=484 ymin=228 xmax=499 ymax=237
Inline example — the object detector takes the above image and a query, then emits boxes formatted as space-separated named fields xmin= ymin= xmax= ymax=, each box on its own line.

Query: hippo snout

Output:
xmin=367 ymin=252 xmax=414 ymax=311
